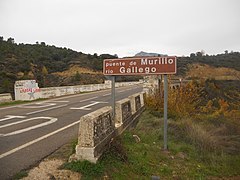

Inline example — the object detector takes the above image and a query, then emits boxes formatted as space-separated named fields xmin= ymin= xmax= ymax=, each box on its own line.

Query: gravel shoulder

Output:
xmin=21 ymin=139 xmax=81 ymax=180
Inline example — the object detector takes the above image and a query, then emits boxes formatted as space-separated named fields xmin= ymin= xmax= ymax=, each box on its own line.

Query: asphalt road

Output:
xmin=0 ymin=84 xmax=143 ymax=179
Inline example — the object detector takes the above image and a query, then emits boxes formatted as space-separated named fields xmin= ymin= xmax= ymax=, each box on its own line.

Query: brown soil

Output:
xmin=52 ymin=65 xmax=101 ymax=77
xmin=186 ymin=64 xmax=240 ymax=80
xmin=22 ymin=158 xmax=81 ymax=180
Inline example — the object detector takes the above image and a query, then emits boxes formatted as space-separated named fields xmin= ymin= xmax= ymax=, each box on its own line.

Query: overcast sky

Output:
xmin=0 ymin=0 xmax=239 ymax=57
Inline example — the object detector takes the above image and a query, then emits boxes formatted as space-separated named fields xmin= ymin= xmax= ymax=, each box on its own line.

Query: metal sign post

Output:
xmin=163 ymin=74 xmax=168 ymax=150
xmin=111 ymin=76 xmax=116 ymax=118
xmin=103 ymin=56 xmax=177 ymax=150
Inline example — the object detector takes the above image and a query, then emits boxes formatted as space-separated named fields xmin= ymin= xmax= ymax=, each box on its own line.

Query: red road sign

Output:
xmin=103 ymin=56 xmax=177 ymax=75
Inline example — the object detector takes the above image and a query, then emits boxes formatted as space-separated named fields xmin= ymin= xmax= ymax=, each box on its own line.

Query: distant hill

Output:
xmin=135 ymin=51 xmax=167 ymax=57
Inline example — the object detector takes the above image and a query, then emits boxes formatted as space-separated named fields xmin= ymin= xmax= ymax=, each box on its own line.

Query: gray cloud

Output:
xmin=0 ymin=0 xmax=239 ymax=57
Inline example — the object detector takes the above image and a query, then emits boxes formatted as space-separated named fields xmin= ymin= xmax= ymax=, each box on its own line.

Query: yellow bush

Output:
xmin=146 ymin=80 xmax=204 ymax=118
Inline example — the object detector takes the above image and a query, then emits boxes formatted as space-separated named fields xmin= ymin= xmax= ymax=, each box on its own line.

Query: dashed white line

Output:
xmin=70 ymin=101 xmax=100 ymax=110
xmin=18 ymin=103 xmax=56 ymax=109
xmin=0 ymin=106 xmax=18 ymax=110
xmin=102 ymin=93 xmax=111 ymax=97
xmin=0 ymin=120 xmax=80 ymax=159
xmin=70 ymin=101 xmax=108 ymax=110
xmin=79 ymin=96 xmax=98 ymax=103
xmin=118 ymin=90 xmax=126 ymax=93
xmin=26 ymin=104 xmax=67 ymax=115
xmin=49 ymin=100 xmax=69 ymax=103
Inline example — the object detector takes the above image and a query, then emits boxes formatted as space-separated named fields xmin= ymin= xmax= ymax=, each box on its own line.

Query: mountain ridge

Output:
xmin=135 ymin=51 xmax=167 ymax=57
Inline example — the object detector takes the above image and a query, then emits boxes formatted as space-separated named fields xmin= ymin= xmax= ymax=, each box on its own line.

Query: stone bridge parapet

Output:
xmin=73 ymin=92 xmax=146 ymax=163
xmin=0 ymin=93 xmax=12 ymax=103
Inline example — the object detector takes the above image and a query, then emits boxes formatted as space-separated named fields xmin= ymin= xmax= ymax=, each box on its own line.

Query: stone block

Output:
xmin=0 ymin=93 xmax=12 ymax=103
xmin=129 ymin=93 xmax=141 ymax=114
xmin=115 ymin=98 xmax=132 ymax=126
xmin=140 ymin=92 xmax=146 ymax=107
xmin=75 ymin=106 xmax=114 ymax=162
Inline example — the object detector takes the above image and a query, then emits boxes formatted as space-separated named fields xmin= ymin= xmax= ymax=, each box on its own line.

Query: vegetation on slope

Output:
xmin=1 ymin=36 xmax=240 ymax=94
xmin=186 ymin=63 xmax=240 ymax=80
xmin=62 ymin=79 xmax=240 ymax=179
xmin=0 ymin=37 xmax=117 ymax=93
xmin=177 ymin=51 xmax=240 ymax=76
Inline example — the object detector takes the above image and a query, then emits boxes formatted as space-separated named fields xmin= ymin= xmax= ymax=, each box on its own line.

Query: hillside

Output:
xmin=51 ymin=65 xmax=105 ymax=86
xmin=186 ymin=63 xmax=240 ymax=80
xmin=1 ymin=37 xmax=240 ymax=94
xmin=0 ymin=37 xmax=117 ymax=93
xmin=177 ymin=52 xmax=240 ymax=76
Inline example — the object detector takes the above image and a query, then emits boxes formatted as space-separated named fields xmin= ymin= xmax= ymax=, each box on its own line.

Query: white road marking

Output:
xmin=18 ymin=103 xmax=56 ymax=109
xmin=26 ymin=104 xmax=67 ymax=115
xmin=0 ymin=115 xmax=26 ymax=122
xmin=70 ymin=101 xmax=107 ymax=110
xmin=0 ymin=85 xmax=140 ymax=111
xmin=48 ymin=100 xmax=69 ymax=103
xmin=0 ymin=116 xmax=55 ymax=129
xmin=102 ymin=93 xmax=111 ymax=97
xmin=79 ymin=96 xmax=98 ymax=103
xmin=118 ymin=90 xmax=126 ymax=93
xmin=0 ymin=120 xmax=80 ymax=159
xmin=0 ymin=106 xmax=18 ymax=110
xmin=70 ymin=101 xmax=100 ymax=110
xmin=0 ymin=117 xmax=58 ymax=137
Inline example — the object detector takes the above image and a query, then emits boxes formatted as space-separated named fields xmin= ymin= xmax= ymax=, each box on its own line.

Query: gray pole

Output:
xmin=158 ymin=75 xmax=161 ymax=94
xmin=111 ymin=76 xmax=116 ymax=118
xmin=163 ymin=74 xmax=168 ymax=150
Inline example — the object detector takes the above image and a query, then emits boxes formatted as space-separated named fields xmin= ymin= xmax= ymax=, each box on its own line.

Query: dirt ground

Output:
xmin=22 ymin=158 xmax=81 ymax=180
xmin=21 ymin=140 xmax=81 ymax=180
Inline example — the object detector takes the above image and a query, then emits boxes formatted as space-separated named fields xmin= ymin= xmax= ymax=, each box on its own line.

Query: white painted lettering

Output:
xmin=120 ymin=67 xmax=125 ymax=73
xmin=168 ymin=58 xmax=174 ymax=64
xmin=141 ymin=59 xmax=148 ymax=65
xmin=145 ymin=67 xmax=150 ymax=73
xmin=138 ymin=68 xmax=143 ymax=73
xmin=152 ymin=67 xmax=157 ymax=72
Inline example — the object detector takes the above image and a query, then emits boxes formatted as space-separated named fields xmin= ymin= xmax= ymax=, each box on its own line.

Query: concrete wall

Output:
xmin=14 ymin=80 xmax=41 ymax=101
xmin=0 ymin=93 xmax=12 ymax=103
xmin=73 ymin=92 xmax=146 ymax=163
xmin=75 ymin=106 xmax=115 ymax=163
xmin=143 ymin=75 xmax=190 ymax=94
xmin=115 ymin=98 xmax=132 ymax=127
xmin=14 ymin=80 xmax=142 ymax=101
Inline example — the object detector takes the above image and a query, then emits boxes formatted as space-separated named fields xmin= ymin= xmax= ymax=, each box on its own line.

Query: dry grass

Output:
xmin=146 ymin=79 xmax=240 ymax=155
xmin=169 ymin=119 xmax=240 ymax=154
xmin=186 ymin=63 xmax=240 ymax=80
xmin=52 ymin=65 xmax=102 ymax=77
xmin=145 ymin=80 xmax=204 ymax=118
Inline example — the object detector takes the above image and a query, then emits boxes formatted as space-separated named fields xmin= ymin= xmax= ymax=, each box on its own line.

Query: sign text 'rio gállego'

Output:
xmin=103 ymin=56 xmax=177 ymax=76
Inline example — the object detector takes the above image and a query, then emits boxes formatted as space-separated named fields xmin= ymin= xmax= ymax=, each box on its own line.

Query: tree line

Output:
xmin=0 ymin=37 xmax=117 ymax=93
xmin=0 ymin=36 xmax=239 ymax=94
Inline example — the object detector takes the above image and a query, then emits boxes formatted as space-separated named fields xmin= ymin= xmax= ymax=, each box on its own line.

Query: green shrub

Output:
xmin=63 ymin=160 xmax=104 ymax=178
